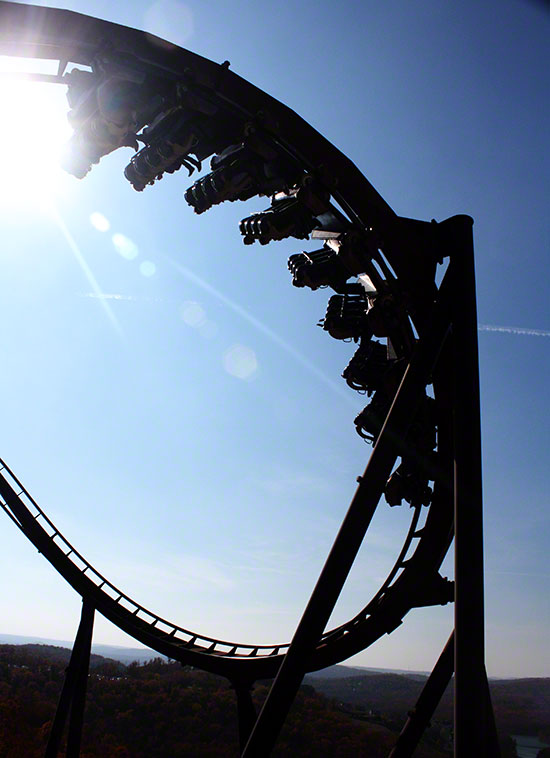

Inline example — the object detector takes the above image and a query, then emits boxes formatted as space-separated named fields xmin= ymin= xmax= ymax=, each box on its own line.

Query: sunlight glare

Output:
xmin=90 ymin=212 xmax=111 ymax=232
xmin=0 ymin=71 xmax=73 ymax=214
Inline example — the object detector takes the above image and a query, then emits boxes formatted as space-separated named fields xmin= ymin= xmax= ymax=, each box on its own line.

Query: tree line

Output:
xmin=0 ymin=644 xmax=524 ymax=756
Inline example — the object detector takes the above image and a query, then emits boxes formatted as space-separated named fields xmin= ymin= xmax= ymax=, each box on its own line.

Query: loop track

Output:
xmin=0 ymin=0 xmax=455 ymax=683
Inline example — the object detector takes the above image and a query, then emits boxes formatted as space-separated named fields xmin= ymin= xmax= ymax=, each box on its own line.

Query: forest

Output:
xmin=0 ymin=644 xmax=543 ymax=757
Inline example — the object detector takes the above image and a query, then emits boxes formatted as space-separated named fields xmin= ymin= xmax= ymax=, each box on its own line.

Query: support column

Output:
xmin=232 ymin=680 xmax=257 ymax=754
xmin=45 ymin=599 xmax=95 ymax=758
xmin=389 ymin=632 xmax=454 ymax=757
xmin=448 ymin=215 xmax=499 ymax=757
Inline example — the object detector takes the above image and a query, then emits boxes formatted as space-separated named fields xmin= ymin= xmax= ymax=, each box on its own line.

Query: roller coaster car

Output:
xmin=355 ymin=392 xmax=436 ymax=450
xmin=184 ymin=137 xmax=303 ymax=214
xmin=124 ymin=105 xmax=244 ymax=191
xmin=385 ymin=460 xmax=432 ymax=507
xmin=365 ymin=292 xmax=407 ymax=339
xmin=287 ymin=227 xmax=378 ymax=292
xmin=62 ymin=68 xmax=167 ymax=179
xmin=321 ymin=290 xmax=371 ymax=341
xmin=405 ymin=396 xmax=437 ymax=455
xmin=62 ymin=59 xmax=246 ymax=190
xmin=354 ymin=389 xmax=391 ymax=442
xmin=342 ymin=339 xmax=399 ymax=395
xmin=239 ymin=180 xmax=331 ymax=245
xmin=287 ymin=247 xmax=351 ymax=291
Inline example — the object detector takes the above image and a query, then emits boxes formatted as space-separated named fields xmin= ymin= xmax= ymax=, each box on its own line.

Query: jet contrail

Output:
xmin=488 ymin=570 xmax=550 ymax=579
xmin=478 ymin=324 xmax=550 ymax=338
xmin=83 ymin=293 xmax=164 ymax=303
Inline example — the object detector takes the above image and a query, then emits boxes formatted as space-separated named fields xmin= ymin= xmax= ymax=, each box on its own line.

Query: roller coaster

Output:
xmin=0 ymin=3 xmax=500 ymax=755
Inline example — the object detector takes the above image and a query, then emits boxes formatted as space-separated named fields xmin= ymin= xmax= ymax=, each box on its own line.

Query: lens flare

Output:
xmin=112 ymin=233 xmax=139 ymax=260
xmin=223 ymin=344 xmax=258 ymax=380
xmin=139 ymin=260 xmax=157 ymax=277
xmin=90 ymin=212 xmax=111 ymax=232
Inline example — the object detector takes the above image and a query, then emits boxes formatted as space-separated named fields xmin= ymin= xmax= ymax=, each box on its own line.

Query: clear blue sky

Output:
xmin=0 ymin=0 xmax=548 ymax=677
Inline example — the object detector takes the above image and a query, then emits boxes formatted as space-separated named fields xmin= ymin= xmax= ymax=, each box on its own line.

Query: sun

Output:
xmin=0 ymin=70 xmax=74 ymax=214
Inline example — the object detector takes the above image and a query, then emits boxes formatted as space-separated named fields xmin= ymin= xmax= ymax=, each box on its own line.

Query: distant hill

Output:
xmin=306 ymin=671 xmax=550 ymax=740
xmin=0 ymin=636 xmax=428 ymax=675
xmin=304 ymin=672 xmax=432 ymax=716
xmin=0 ymin=633 xmax=166 ymax=664
xmin=0 ymin=643 xmax=125 ymax=670
xmin=307 ymin=664 xmax=430 ymax=680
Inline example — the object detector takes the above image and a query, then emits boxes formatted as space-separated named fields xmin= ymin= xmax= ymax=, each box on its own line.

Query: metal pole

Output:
xmin=388 ymin=632 xmax=454 ymax=757
xmin=66 ymin=601 xmax=95 ymax=757
xmin=232 ymin=681 xmax=257 ymax=754
xmin=242 ymin=283 xmax=453 ymax=758
xmin=45 ymin=600 xmax=95 ymax=758
xmin=448 ymin=216 xmax=499 ymax=756
xmin=483 ymin=665 xmax=501 ymax=754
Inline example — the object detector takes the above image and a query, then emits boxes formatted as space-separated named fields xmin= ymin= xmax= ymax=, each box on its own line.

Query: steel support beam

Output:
xmin=448 ymin=216 xmax=500 ymax=757
xmin=389 ymin=632 xmax=454 ymax=757
xmin=45 ymin=599 xmax=95 ymax=758
xmin=241 ymin=276 xmax=454 ymax=757
xmin=232 ymin=681 xmax=257 ymax=754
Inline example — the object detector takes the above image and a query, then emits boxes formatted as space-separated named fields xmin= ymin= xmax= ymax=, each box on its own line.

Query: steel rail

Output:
xmin=0 ymin=364 xmax=452 ymax=680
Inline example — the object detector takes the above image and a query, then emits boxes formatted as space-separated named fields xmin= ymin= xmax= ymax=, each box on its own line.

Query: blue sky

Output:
xmin=0 ymin=0 xmax=548 ymax=677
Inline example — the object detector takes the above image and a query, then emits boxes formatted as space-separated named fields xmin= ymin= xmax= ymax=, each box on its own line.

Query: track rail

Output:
xmin=0 ymin=396 xmax=452 ymax=680
xmin=0 ymin=0 xmax=454 ymax=684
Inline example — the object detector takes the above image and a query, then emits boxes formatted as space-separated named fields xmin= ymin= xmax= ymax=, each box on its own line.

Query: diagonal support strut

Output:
xmin=241 ymin=269 xmax=455 ymax=757
xmin=45 ymin=599 xmax=95 ymax=758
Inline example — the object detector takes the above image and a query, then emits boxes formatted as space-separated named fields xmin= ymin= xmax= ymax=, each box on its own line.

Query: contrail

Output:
xmin=164 ymin=256 xmax=358 ymax=407
xmin=80 ymin=301 xmax=550 ymax=342
xmin=50 ymin=206 xmax=123 ymax=337
xmin=478 ymin=324 xmax=550 ymax=338
xmin=488 ymin=570 xmax=550 ymax=579
xmin=83 ymin=293 xmax=164 ymax=303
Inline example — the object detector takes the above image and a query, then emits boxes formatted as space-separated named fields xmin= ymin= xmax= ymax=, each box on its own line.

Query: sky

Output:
xmin=0 ymin=0 xmax=548 ymax=678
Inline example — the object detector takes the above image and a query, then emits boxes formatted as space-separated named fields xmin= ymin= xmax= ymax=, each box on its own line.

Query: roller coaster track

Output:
xmin=0 ymin=3 xmax=499 ymax=755
xmin=0 ymin=416 xmax=453 ymax=680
